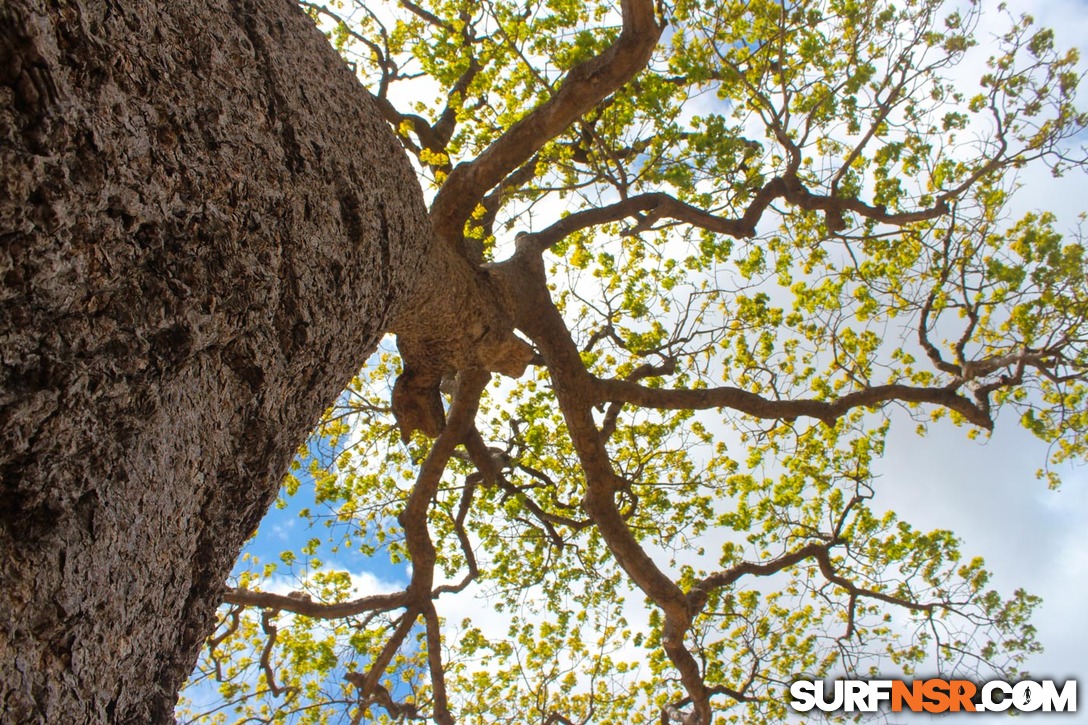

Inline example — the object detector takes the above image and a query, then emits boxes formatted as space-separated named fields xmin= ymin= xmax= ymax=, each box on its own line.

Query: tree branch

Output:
xmin=222 ymin=587 xmax=409 ymax=618
xmin=430 ymin=0 xmax=663 ymax=245
xmin=593 ymin=377 xmax=994 ymax=430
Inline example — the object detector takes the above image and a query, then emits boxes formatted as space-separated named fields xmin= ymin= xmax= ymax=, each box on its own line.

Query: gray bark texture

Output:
xmin=0 ymin=0 xmax=430 ymax=722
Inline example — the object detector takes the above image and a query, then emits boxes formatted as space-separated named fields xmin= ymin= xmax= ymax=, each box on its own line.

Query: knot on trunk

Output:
xmin=391 ymin=329 xmax=533 ymax=443
xmin=390 ymin=249 xmax=535 ymax=443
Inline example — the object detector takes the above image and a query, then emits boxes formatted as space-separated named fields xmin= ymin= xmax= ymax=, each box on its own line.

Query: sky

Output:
xmin=223 ymin=0 xmax=1088 ymax=721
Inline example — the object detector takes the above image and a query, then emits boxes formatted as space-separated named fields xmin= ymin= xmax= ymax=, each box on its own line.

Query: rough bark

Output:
xmin=0 ymin=0 xmax=430 ymax=722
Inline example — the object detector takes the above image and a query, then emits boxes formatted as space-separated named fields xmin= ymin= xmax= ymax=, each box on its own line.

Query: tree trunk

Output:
xmin=0 ymin=0 xmax=430 ymax=721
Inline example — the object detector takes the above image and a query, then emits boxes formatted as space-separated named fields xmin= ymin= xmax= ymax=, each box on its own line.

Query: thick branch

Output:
xmin=593 ymin=377 xmax=994 ymax=430
xmin=688 ymin=542 xmax=832 ymax=613
xmin=399 ymin=0 xmax=450 ymax=31
xmin=781 ymin=173 xmax=950 ymax=226
xmin=348 ymin=609 xmax=420 ymax=709
xmin=222 ymin=587 xmax=408 ymax=618
xmin=518 ymin=173 xmax=951 ymax=257
xmin=399 ymin=369 xmax=491 ymax=595
xmin=423 ymin=603 xmax=454 ymax=725
xmin=520 ymin=187 xmax=783 ymax=255
xmin=429 ymin=0 xmax=663 ymax=245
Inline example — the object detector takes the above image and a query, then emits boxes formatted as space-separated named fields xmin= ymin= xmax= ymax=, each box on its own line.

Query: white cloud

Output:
xmin=263 ymin=564 xmax=408 ymax=599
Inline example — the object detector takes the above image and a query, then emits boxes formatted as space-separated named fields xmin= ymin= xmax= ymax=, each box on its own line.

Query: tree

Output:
xmin=2 ymin=0 xmax=1082 ymax=723
xmin=177 ymin=0 xmax=1088 ymax=722
xmin=0 ymin=0 xmax=431 ymax=722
